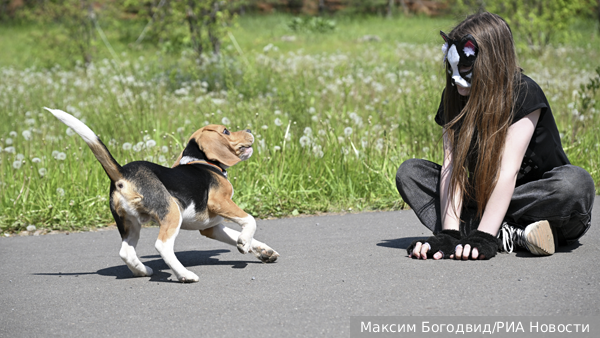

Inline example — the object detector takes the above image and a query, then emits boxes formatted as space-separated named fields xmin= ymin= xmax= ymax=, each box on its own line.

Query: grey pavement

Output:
xmin=1 ymin=200 xmax=600 ymax=337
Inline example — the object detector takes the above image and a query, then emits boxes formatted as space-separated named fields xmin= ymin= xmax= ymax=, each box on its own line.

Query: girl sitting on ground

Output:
xmin=396 ymin=12 xmax=595 ymax=260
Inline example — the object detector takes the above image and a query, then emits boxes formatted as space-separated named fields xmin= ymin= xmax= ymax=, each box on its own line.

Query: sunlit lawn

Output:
xmin=0 ymin=14 xmax=599 ymax=234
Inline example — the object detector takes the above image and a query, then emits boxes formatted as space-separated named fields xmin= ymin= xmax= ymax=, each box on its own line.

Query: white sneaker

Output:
xmin=498 ymin=221 xmax=555 ymax=256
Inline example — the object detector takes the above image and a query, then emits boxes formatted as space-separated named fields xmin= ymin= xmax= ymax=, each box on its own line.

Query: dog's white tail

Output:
xmin=44 ymin=107 xmax=123 ymax=182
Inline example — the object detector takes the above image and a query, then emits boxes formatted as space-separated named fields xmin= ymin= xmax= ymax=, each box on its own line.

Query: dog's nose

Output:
xmin=246 ymin=129 xmax=252 ymax=134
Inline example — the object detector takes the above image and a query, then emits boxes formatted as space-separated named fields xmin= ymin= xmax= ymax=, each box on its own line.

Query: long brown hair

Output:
xmin=442 ymin=12 xmax=522 ymax=218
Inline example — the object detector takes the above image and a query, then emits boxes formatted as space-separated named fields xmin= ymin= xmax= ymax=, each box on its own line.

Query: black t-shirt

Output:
xmin=435 ymin=74 xmax=569 ymax=186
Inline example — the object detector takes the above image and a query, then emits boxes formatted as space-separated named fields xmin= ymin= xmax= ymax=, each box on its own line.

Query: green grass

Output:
xmin=1 ymin=14 xmax=599 ymax=234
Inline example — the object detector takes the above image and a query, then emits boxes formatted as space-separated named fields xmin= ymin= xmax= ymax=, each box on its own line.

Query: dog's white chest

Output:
xmin=179 ymin=202 xmax=223 ymax=230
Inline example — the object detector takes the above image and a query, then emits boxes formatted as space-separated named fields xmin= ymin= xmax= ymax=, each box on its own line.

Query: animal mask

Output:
xmin=441 ymin=31 xmax=478 ymax=88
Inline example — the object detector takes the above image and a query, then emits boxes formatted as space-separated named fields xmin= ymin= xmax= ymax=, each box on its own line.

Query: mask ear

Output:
xmin=198 ymin=130 xmax=241 ymax=168
xmin=440 ymin=31 xmax=449 ymax=42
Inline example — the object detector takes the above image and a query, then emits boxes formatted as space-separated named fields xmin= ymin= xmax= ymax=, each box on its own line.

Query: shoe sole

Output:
xmin=524 ymin=220 xmax=555 ymax=255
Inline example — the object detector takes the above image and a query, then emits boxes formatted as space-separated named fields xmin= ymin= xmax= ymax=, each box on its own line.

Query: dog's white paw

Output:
xmin=252 ymin=245 xmax=279 ymax=263
xmin=131 ymin=265 xmax=153 ymax=277
xmin=176 ymin=270 xmax=199 ymax=283
xmin=237 ymin=237 xmax=251 ymax=254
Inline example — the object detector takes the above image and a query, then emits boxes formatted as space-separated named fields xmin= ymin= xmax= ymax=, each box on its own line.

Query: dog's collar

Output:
xmin=180 ymin=156 xmax=228 ymax=178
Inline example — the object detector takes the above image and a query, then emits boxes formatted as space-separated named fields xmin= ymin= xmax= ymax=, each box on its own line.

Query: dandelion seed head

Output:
xmin=221 ymin=117 xmax=231 ymax=125
xmin=274 ymin=118 xmax=283 ymax=126
xmin=22 ymin=130 xmax=32 ymax=140
xmin=161 ymin=146 xmax=169 ymax=153
xmin=159 ymin=155 xmax=167 ymax=163
xmin=299 ymin=135 xmax=311 ymax=148
xmin=56 ymin=188 xmax=65 ymax=197
xmin=262 ymin=125 xmax=268 ymax=130
xmin=5 ymin=138 xmax=13 ymax=145
xmin=304 ymin=127 xmax=312 ymax=136
xmin=32 ymin=157 xmax=41 ymax=163
xmin=146 ymin=139 xmax=156 ymax=148
xmin=133 ymin=142 xmax=144 ymax=152
xmin=39 ymin=168 xmax=47 ymax=177
xmin=66 ymin=128 xmax=76 ymax=137
xmin=56 ymin=152 xmax=67 ymax=160
xmin=16 ymin=153 xmax=25 ymax=160
xmin=122 ymin=142 xmax=132 ymax=150
xmin=9 ymin=131 xmax=17 ymax=138
xmin=344 ymin=127 xmax=353 ymax=137
xmin=274 ymin=146 xmax=281 ymax=151
xmin=4 ymin=146 xmax=15 ymax=154
xmin=12 ymin=160 xmax=22 ymax=169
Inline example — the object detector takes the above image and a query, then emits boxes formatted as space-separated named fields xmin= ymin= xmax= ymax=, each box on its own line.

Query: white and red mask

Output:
xmin=441 ymin=31 xmax=478 ymax=88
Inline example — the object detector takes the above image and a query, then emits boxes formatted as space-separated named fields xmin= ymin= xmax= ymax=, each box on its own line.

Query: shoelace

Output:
xmin=499 ymin=223 xmax=526 ymax=253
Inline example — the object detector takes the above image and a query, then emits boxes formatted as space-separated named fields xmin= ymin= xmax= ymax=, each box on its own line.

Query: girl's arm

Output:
xmin=412 ymin=129 xmax=462 ymax=260
xmin=457 ymin=109 xmax=541 ymax=259
xmin=440 ymin=128 xmax=462 ymax=231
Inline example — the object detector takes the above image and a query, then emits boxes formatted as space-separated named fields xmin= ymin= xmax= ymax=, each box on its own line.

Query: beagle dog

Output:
xmin=45 ymin=108 xmax=279 ymax=283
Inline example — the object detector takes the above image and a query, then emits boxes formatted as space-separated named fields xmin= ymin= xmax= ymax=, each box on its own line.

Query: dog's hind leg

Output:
xmin=201 ymin=224 xmax=279 ymax=263
xmin=154 ymin=197 xmax=199 ymax=283
xmin=119 ymin=217 xmax=154 ymax=277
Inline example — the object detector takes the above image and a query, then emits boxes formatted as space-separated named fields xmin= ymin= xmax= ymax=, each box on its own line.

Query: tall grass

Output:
xmin=0 ymin=14 xmax=599 ymax=234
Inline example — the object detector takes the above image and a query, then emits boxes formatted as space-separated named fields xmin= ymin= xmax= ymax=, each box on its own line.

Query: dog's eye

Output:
xmin=223 ymin=128 xmax=230 ymax=135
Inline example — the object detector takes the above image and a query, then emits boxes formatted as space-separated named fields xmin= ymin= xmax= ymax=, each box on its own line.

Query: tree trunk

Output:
xmin=186 ymin=1 xmax=203 ymax=58
xmin=208 ymin=1 xmax=221 ymax=55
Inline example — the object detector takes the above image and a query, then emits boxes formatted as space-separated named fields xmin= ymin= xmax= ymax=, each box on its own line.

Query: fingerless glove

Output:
xmin=458 ymin=230 xmax=499 ymax=259
xmin=407 ymin=229 xmax=461 ymax=258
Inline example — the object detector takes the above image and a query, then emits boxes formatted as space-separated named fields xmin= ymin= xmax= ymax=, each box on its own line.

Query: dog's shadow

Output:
xmin=378 ymin=237 xmax=424 ymax=250
xmin=35 ymin=249 xmax=260 ymax=282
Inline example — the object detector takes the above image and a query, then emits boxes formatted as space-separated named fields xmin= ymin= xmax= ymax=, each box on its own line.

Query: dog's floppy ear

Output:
xmin=172 ymin=127 xmax=207 ymax=168
xmin=198 ymin=128 xmax=241 ymax=168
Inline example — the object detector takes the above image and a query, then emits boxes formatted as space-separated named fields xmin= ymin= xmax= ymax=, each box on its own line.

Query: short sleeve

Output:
xmin=512 ymin=75 xmax=549 ymax=124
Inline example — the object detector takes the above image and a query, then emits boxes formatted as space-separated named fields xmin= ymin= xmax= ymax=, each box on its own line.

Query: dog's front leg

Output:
xmin=155 ymin=198 xmax=199 ymax=283
xmin=232 ymin=213 xmax=256 ymax=254
xmin=200 ymin=224 xmax=279 ymax=263
xmin=209 ymin=198 xmax=256 ymax=254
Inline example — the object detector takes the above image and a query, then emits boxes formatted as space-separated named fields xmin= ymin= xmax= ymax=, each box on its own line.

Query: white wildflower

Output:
xmin=22 ymin=130 xmax=32 ymax=140
xmin=133 ymin=142 xmax=144 ymax=152
xmin=122 ymin=142 xmax=132 ymax=150
xmin=299 ymin=136 xmax=311 ymax=148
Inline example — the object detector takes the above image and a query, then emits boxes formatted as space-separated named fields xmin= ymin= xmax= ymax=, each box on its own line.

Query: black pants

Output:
xmin=396 ymin=159 xmax=595 ymax=246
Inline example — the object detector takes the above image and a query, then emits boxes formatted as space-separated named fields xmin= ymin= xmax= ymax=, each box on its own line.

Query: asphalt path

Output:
xmin=2 ymin=200 xmax=599 ymax=337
